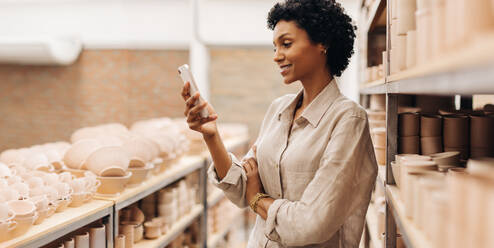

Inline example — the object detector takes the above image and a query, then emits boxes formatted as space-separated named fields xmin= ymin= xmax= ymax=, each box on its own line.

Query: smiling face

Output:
xmin=273 ymin=20 xmax=327 ymax=84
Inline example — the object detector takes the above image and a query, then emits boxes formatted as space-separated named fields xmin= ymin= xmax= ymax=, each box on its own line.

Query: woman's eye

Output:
xmin=273 ymin=47 xmax=277 ymax=52
xmin=283 ymin=42 xmax=292 ymax=47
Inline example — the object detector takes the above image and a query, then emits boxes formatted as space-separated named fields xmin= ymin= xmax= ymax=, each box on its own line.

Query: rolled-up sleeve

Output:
xmin=264 ymin=116 xmax=378 ymax=246
xmin=207 ymin=152 xmax=248 ymax=207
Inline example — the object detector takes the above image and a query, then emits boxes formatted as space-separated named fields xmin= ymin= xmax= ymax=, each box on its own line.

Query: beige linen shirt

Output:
xmin=208 ymin=80 xmax=378 ymax=248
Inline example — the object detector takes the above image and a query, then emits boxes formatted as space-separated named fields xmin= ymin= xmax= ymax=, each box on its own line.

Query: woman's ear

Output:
xmin=318 ymin=44 xmax=327 ymax=54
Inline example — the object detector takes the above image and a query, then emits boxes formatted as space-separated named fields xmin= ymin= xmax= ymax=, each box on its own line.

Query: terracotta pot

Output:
xmin=415 ymin=9 xmax=432 ymax=64
xmin=121 ymin=221 xmax=143 ymax=243
xmin=399 ymin=136 xmax=420 ymax=154
xmin=86 ymin=146 xmax=130 ymax=176
xmin=63 ymin=139 xmax=102 ymax=169
xmin=397 ymin=0 xmax=417 ymax=34
xmin=399 ymin=112 xmax=420 ymax=137
xmin=443 ymin=115 xmax=470 ymax=147
xmin=420 ymin=136 xmax=443 ymax=155
xmin=470 ymin=114 xmax=494 ymax=149
xmin=421 ymin=114 xmax=443 ymax=137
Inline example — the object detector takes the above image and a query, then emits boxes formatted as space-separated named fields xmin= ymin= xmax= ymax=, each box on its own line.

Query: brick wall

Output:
xmin=209 ymin=48 xmax=301 ymax=143
xmin=0 ymin=50 xmax=188 ymax=150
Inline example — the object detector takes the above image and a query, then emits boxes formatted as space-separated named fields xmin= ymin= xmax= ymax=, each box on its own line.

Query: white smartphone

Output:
xmin=178 ymin=64 xmax=209 ymax=118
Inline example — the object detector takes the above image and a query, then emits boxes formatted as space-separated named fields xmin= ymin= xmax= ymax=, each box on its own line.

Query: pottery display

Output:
xmin=86 ymin=146 xmax=130 ymax=176
xmin=63 ymin=139 xmax=102 ymax=170
xmin=128 ymin=163 xmax=154 ymax=186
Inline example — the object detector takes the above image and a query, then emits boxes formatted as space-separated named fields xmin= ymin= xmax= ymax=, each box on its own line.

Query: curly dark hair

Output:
xmin=267 ymin=0 xmax=356 ymax=77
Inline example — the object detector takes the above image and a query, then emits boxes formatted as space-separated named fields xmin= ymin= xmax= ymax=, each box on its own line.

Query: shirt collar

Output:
xmin=277 ymin=78 xmax=341 ymax=127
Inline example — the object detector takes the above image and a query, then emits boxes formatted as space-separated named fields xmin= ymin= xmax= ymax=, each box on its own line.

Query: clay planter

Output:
xmin=421 ymin=114 xmax=442 ymax=137
xmin=399 ymin=112 xmax=420 ymax=137
xmin=96 ymin=172 xmax=132 ymax=196
xmin=86 ymin=146 xmax=130 ymax=176
xmin=443 ymin=115 xmax=469 ymax=147
xmin=399 ymin=136 xmax=420 ymax=154
xmin=470 ymin=114 xmax=494 ymax=150
xmin=420 ymin=136 xmax=443 ymax=155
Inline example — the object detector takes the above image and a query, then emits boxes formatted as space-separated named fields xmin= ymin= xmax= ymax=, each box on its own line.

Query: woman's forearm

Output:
xmin=203 ymin=131 xmax=232 ymax=180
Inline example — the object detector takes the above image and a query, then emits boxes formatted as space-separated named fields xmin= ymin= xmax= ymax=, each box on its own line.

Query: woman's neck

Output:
xmin=299 ymin=69 xmax=333 ymax=108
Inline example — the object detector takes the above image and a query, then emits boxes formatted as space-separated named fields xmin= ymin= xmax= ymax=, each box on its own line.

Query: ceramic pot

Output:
xmin=128 ymin=163 xmax=154 ymax=187
xmin=75 ymin=232 xmax=90 ymax=248
xmin=144 ymin=221 xmax=161 ymax=239
xmin=115 ymin=234 xmax=126 ymax=248
xmin=399 ymin=112 xmax=420 ymax=137
xmin=421 ymin=114 xmax=442 ymax=137
xmin=399 ymin=136 xmax=420 ymax=154
xmin=86 ymin=146 xmax=130 ymax=176
xmin=470 ymin=114 xmax=494 ymax=150
xmin=443 ymin=115 xmax=469 ymax=147
xmin=420 ymin=136 xmax=443 ymax=155
xmin=406 ymin=30 xmax=417 ymax=68
xmin=89 ymin=224 xmax=106 ymax=248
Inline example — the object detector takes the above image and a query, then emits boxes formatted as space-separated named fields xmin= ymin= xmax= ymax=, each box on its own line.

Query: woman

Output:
xmin=181 ymin=0 xmax=377 ymax=247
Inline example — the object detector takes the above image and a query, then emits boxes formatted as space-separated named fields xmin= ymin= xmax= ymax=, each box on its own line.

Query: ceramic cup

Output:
xmin=75 ymin=232 xmax=90 ymax=248
xmin=26 ymin=177 xmax=44 ymax=189
xmin=398 ymin=136 xmax=420 ymax=154
xmin=420 ymin=114 xmax=442 ymax=137
xmin=89 ymin=224 xmax=106 ymax=248
xmin=420 ymin=136 xmax=443 ymax=155
xmin=0 ymin=221 xmax=17 ymax=241
xmin=0 ymin=189 xmax=20 ymax=201
xmin=31 ymin=195 xmax=49 ymax=211
xmin=443 ymin=115 xmax=469 ymax=147
xmin=7 ymin=200 xmax=36 ymax=218
xmin=0 ymin=203 xmax=14 ymax=222
xmin=58 ymin=172 xmax=75 ymax=183
xmin=399 ymin=112 xmax=420 ymax=137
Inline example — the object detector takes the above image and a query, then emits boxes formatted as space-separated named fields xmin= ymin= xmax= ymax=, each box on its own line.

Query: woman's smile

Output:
xmin=280 ymin=64 xmax=292 ymax=76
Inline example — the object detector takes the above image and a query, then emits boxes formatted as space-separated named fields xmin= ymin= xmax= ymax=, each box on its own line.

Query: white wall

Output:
xmin=0 ymin=0 xmax=360 ymax=101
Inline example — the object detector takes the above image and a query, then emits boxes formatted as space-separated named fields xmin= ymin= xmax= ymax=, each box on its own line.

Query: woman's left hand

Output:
xmin=243 ymin=146 xmax=264 ymax=203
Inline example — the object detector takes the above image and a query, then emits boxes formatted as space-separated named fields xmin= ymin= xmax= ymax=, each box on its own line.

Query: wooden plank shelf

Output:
xmin=133 ymin=205 xmax=204 ymax=248
xmin=1 ymin=199 xmax=113 ymax=248
xmin=385 ymin=185 xmax=434 ymax=248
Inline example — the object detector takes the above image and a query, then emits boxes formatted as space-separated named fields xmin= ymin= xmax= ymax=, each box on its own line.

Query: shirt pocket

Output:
xmin=283 ymin=170 xmax=316 ymax=200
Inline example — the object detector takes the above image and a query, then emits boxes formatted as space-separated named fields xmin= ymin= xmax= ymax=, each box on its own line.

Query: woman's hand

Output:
xmin=181 ymin=82 xmax=218 ymax=138
xmin=243 ymin=146 xmax=264 ymax=203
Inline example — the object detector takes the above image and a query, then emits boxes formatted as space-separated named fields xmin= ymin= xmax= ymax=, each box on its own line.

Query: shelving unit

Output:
xmin=358 ymin=1 xmax=494 ymax=248
xmin=134 ymin=205 xmax=204 ymax=248
xmin=1 ymin=200 xmax=114 ymax=248
xmin=207 ymin=208 xmax=244 ymax=248
xmin=0 ymin=135 xmax=250 ymax=248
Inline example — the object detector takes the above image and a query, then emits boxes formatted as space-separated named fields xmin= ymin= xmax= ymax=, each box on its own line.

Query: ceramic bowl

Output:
xmin=55 ymin=198 xmax=72 ymax=212
xmin=420 ymin=136 xmax=443 ymax=155
xmin=398 ymin=136 xmax=420 ymax=154
xmin=99 ymin=167 xmax=126 ymax=177
xmin=96 ymin=172 xmax=132 ymax=196
xmin=128 ymin=164 xmax=154 ymax=187
xmin=444 ymin=147 xmax=469 ymax=160
xmin=399 ymin=112 xmax=420 ymax=137
xmin=430 ymin=151 xmax=461 ymax=166
xmin=69 ymin=192 xmax=92 ymax=207
xmin=402 ymin=160 xmax=437 ymax=174
xmin=63 ymin=139 xmax=102 ymax=169
xmin=122 ymin=137 xmax=153 ymax=167
xmin=86 ymin=146 xmax=130 ymax=176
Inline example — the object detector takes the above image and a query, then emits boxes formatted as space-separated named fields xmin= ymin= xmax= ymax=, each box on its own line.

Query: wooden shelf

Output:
xmin=207 ymin=188 xmax=225 ymax=209
xmin=2 ymin=199 xmax=113 ymax=248
xmin=207 ymin=209 xmax=244 ymax=248
xmin=360 ymin=78 xmax=386 ymax=95
xmin=387 ymin=32 xmax=494 ymax=95
xmin=95 ymin=156 xmax=205 ymax=210
xmin=366 ymin=203 xmax=383 ymax=248
xmin=134 ymin=205 xmax=204 ymax=248
xmin=385 ymin=186 xmax=434 ymax=248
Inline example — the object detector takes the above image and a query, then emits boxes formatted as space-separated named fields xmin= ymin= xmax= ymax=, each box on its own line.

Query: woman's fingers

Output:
xmin=183 ymin=93 xmax=200 ymax=116
xmin=181 ymin=82 xmax=191 ymax=100
xmin=189 ymin=101 xmax=208 ymax=117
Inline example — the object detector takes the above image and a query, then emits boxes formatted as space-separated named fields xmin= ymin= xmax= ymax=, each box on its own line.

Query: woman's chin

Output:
xmin=283 ymin=76 xmax=296 ymax=85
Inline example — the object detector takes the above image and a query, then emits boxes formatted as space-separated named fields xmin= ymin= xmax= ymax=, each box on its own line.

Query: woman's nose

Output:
xmin=273 ymin=50 xmax=284 ymax=63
